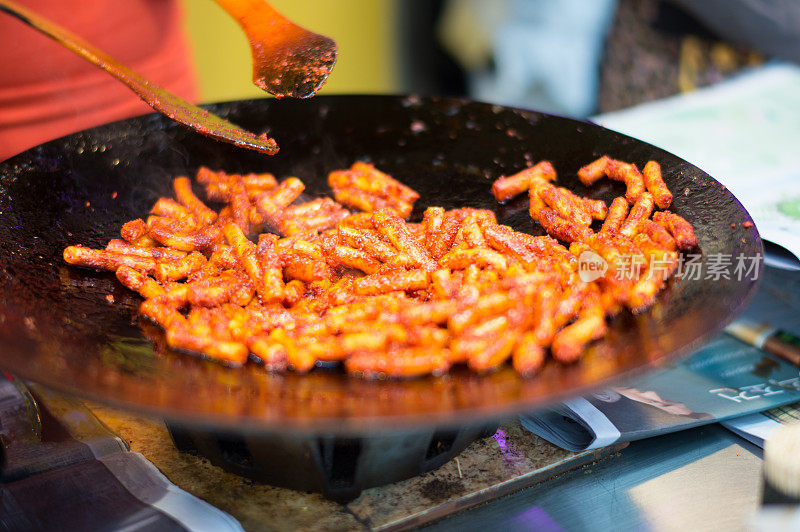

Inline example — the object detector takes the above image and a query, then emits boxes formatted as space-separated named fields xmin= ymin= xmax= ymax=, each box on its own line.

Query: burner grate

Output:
xmin=166 ymin=422 xmax=498 ymax=502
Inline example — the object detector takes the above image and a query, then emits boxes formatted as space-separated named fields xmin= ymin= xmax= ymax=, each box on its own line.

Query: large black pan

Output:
xmin=0 ymin=96 xmax=761 ymax=434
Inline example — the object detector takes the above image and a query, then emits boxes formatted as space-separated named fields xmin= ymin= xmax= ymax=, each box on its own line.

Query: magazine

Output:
xmin=520 ymin=265 xmax=800 ymax=451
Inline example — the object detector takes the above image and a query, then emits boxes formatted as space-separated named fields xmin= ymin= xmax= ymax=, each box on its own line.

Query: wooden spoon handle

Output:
xmin=0 ymin=0 xmax=279 ymax=154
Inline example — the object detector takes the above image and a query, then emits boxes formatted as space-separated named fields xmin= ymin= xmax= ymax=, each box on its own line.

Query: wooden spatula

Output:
xmin=213 ymin=0 xmax=337 ymax=99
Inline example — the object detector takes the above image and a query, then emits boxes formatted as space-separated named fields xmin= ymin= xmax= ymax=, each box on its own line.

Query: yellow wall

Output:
xmin=181 ymin=0 xmax=401 ymax=103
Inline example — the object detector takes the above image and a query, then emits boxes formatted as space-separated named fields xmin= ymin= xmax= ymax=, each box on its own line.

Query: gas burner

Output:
xmin=166 ymin=422 xmax=498 ymax=502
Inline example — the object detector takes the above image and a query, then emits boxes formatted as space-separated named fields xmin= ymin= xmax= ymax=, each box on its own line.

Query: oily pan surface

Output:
xmin=0 ymin=95 xmax=760 ymax=433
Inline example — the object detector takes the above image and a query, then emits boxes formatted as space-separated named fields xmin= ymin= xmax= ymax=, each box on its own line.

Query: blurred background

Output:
xmin=2 ymin=0 xmax=799 ymax=160
xmin=180 ymin=0 xmax=401 ymax=103
xmin=181 ymin=0 xmax=799 ymax=115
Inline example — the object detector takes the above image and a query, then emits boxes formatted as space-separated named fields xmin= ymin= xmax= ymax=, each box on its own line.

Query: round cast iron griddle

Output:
xmin=0 ymin=96 xmax=761 ymax=434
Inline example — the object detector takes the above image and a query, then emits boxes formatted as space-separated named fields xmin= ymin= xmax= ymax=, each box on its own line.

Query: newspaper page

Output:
xmin=721 ymin=402 xmax=800 ymax=448
xmin=595 ymin=62 xmax=800 ymax=270
xmin=520 ymin=265 xmax=800 ymax=451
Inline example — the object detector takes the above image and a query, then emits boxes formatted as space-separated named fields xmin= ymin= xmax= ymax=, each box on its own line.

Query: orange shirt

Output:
xmin=0 ymin=0 xmax=199 ymax=161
